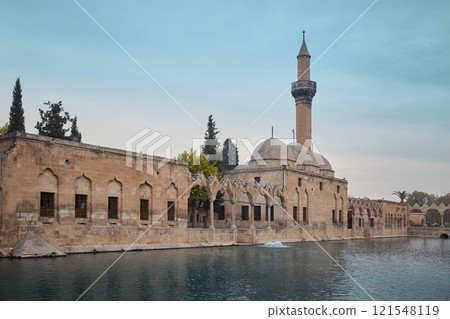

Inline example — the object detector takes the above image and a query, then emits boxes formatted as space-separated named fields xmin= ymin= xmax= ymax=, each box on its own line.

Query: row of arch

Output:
xmin=190 ymin=174 xmax=287 ymax=229
xmin=410 ymin=208 xmax=450 ymax=227
xmin=37 ymin=168 xmax=179 ymax=222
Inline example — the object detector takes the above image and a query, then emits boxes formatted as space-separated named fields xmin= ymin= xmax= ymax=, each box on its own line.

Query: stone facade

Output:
xmin=0 ymin=35 xmax=413 ymax=255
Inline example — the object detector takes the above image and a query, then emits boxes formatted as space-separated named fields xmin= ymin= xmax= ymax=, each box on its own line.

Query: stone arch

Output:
xmin=38 ymin=168 xmax=58 ymax=218
xmin=339 ymin=196 xmax=344 ymax=225
xmin=220 ymin=179 xmax=235 ymax=204
xmin=236 ymin=188 xmax=252 ymax=228
xmin=300 ymin=189 xmax=309 ymax=224
xmin=332 ymin=194 xmax=338 ymax=225
xmin=253 ymin=193 xmax=267 ymax=227
xmin=272 ymin=193 xmax=285 ymax=229
xmin=443 ymin=209 xmax=450 ymax=227
xmin=292 ymin=190 xmax=299 ymax=223
xmin=75 ymin=174 xmax=92 ymax=219
xmin=139 ymin=182 xmax=152 ymax=221
xmin=188 ymin=183 xmax=210 ymax=228
xmin=107 ymin=178 xmax=122 ymax=220
xmin=213 ymin=189 xmax=227 ymax=227
xmin=38 ymin=168 xmax=58 ymax=190
xmin=439 ymin=233 xmax=449 ymax=239
xmin=426 ymin=209 xmax=441 ymax=227
xmin=166 ymin=183 xmax=178 ymax=223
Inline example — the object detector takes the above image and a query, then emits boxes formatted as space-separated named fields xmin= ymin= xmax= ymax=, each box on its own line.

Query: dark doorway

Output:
xmin=347 ymin=211 xmax=353 ymax=229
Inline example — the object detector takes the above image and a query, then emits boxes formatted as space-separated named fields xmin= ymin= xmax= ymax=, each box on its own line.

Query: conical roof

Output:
xmin=298 ymin=40 xmax=310 ymax=57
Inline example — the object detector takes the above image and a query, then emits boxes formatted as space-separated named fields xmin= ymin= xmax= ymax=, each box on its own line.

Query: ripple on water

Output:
xmin=0 ymin=237 xmax=448 ymax=300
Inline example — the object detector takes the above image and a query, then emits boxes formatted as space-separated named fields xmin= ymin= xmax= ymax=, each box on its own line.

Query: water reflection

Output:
xmin=0 ymin=237 xmax=449 ymax=301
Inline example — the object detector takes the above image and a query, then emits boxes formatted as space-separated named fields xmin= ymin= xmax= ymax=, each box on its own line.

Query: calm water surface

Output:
xmin=0 ymin=237 xmax=449 ymax=301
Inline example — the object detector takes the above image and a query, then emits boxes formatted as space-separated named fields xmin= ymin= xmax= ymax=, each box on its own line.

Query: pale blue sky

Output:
xmin=1 ymin=0 xmax=449 ymax=200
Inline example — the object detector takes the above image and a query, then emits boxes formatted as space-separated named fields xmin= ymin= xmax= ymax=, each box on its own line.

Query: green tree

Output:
xmin=7 ymin=78 xmax=25 ymax=133
xmin=223 ymin=138 xmax=239 ymax=170
xmin=177 ymin=149 xmax=222 ymax=217
xmin=70 ymin=115 xmax=82 ymax=142
xmin=406 ymin=191 xmax=436 ymax=206
xmin=203 ymin=114 xmax=220 ymax=156
xmin=0 ymin=122 xmax=9 ymax=135
xmin=435 ymin=193 xmax=450 ymax=206
xmin=392 ymin=190 xmax=409 ymax=203
xmin=35 ymin=101 xmax=72 ymax=139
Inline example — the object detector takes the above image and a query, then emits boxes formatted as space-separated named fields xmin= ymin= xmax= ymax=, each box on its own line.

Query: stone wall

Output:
xmin=0 ymin=133 xmax=192 ymax=247
xmin=0 ymin=133 xmax=410 ymax=251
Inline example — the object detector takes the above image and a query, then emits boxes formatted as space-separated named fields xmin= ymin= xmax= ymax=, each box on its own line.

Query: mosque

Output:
xmin=0 ymin=34 xmax=410 ymax=257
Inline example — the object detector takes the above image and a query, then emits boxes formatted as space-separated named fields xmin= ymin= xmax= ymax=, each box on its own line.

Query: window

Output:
xmin=298 ymin=178 xmax=302 ymax=187
xmin=140 ymin=199 xmax=149 ymax=220
xmin=40 ymin=192 xmax=55 ymax=217
xmin=254 ymin=177 xmax=260 ymax=183
xmin=293 ymin=206 xmax=298 ymax=222
xmin=241 ymin=206 xmax=249 ymax=220
xmin=265 ymin=206 xmax=269 ymax=221
xmin=75 ymin=194 xmax=87 ymax=218
xmin=218 ymin=206 xmax=225 ymax=220
xmin=370 ymin=218 xmax=375 ymax=228
xmin=339 ymin=210 xmax=342 ymax=224
xmin=358 ymin=218 xmax=362 ymax=227
xmin=270 ymin=206 xmax=274 ymax=221
xmin=303 ymin=207 xmax=307 ymax=223
xmin=254 ymin=206 xmax=261 ymax=221
xmin=108 ymin=197 xmax=118 ymax=219
xmin=167 ymin=201 xmax=175 ymax=221
xmin=337 ymin=185 xmax=340 ymax=193
xmin=332 ymin=209 xmax=336 ymax=224
xmin=319 ymin=182 xmax=323 ymax=191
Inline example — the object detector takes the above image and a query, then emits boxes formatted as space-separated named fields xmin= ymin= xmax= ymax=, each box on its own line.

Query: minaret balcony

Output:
xmin=291 ymin=80 xmax=317 ymax=100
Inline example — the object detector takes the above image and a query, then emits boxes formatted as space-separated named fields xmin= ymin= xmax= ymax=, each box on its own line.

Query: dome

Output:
xmin=249 ymin=138 xmax=333 ymax=173
xmin=251 ymin=138 xmax=298 ymax=163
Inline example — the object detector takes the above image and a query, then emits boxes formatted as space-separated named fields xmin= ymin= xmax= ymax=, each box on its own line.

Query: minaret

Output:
xmin=291 ymin=31 xmax=317 ymax=147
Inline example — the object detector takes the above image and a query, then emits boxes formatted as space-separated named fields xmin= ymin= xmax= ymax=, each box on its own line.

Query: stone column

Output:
xmin=266 ymin=199 xmax=273 ymax=230
xmin=230 ymin=201 xmax=237 ymax=230
xmin=209 ymin=197 xmax=215 ymax=229
xmin=441 ymin=213 xmax=444 ymax=228
xmin=250 ymin=204 xmax=255 ymax=229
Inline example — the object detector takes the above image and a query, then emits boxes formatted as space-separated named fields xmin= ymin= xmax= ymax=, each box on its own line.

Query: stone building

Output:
xmin=0 ymin=34 xmax=410 ymax=256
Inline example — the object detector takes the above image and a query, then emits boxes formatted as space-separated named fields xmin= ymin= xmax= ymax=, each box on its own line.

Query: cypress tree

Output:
xmin=203 ymin=114 xmax=220 ymax=155
xmin=70 ymin=116 xmax=82 ymax=142
xmin=7 ymin=78 xmax=25 ymax=133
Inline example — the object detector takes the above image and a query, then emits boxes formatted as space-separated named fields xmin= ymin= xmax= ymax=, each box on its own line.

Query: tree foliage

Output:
xmin=392 ymin=190 xmax=409 ymax=203
xmin=177 ymin=149 xmax=222 ymax=214
xmin=0 ymin=122 xmax=9 ymax=135
xmin=406 ymin=191 xmax=436 ymax=206
xmin=435 ymin=193 xmax=450 ymax=206
xmin=35 ymin=101 xmax=81 ymax=141
xmin=8 ymin=78 xmax=25 ymax=133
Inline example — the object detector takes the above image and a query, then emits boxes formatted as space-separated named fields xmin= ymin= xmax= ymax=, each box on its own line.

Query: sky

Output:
xmin=1 ymin=0 xmax=449 ymax=200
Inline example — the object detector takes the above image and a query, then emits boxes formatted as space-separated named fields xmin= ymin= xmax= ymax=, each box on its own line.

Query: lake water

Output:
xmin=0 ymin=237 xmax=449 ymax=301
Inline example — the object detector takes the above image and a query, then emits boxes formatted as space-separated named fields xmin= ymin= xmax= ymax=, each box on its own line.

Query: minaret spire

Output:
xmin=291 ymin=31 xmax=317 ymax=148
